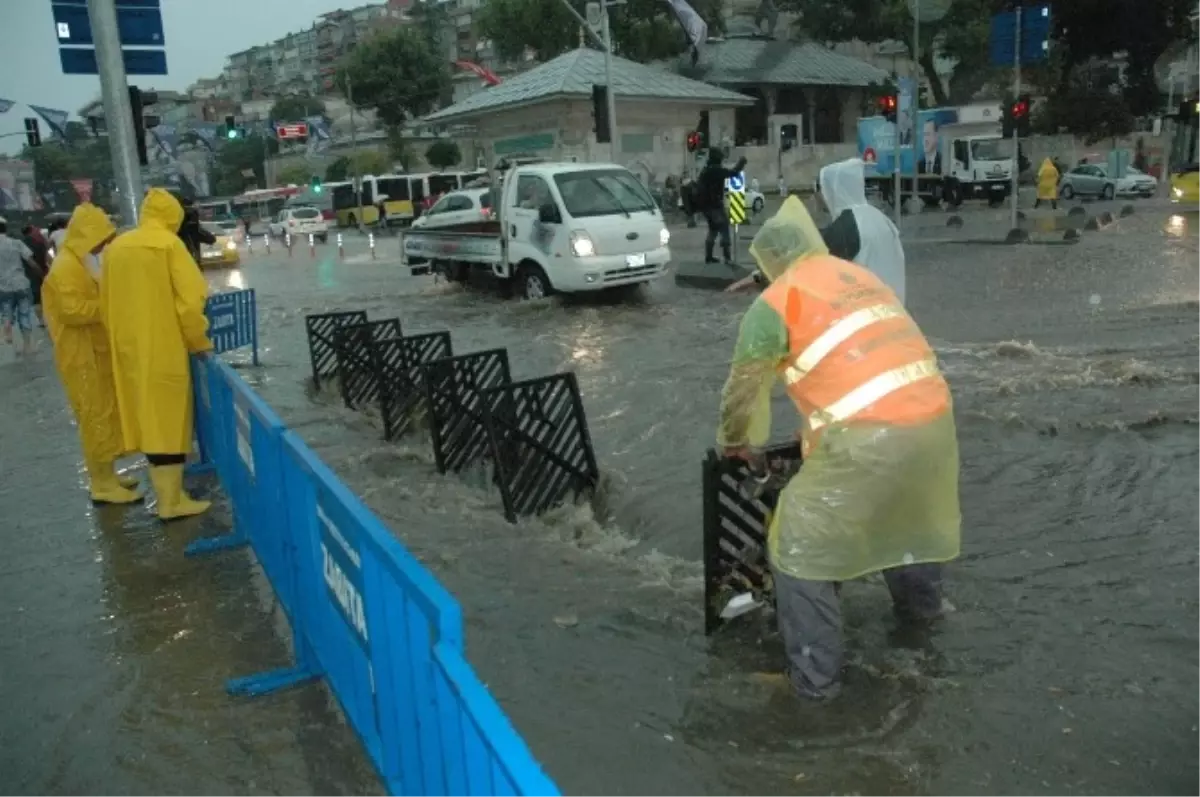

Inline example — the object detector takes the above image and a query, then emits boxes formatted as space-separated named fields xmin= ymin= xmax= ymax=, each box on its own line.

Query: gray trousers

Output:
xmin=772 ymin=564 xmax=944 ymax=700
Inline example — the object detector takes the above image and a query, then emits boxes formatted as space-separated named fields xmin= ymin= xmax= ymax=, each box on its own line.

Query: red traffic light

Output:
xmin=878 ymin=95 xmax=897 ymax=112
xmin=686 ymin=131 xmax=702 ymax=152
xmin=1011 ymin=100 xmax=1028 ymax=118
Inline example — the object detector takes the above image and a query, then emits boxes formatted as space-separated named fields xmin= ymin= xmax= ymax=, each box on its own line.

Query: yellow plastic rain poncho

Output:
xmin=717 ymin=196 xmax=961 ymax=582
xmin=1037 ymin=157 xmax=1060 ymax=201
xmin=42 ymin=203 xmax=141 ymax=504
xmin=102 ymin=188 xmax=212 ymax=456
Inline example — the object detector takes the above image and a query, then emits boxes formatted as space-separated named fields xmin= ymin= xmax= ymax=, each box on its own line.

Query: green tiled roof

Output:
xmin=678 ymin=36 xmax=890 ymax=87
xmin=423 ymin=47 xmax=754 ymax=123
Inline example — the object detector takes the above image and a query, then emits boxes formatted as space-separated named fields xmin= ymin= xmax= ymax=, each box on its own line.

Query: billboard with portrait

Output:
xmin=858 ymin=108 xmax=959 ymax=177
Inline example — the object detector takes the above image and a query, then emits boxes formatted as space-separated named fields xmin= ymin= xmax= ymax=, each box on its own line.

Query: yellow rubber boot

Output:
xmin=88 ymin=459 xmax=143 ymax=505
xmin=149 ymin=464 xmax=211 ymax=520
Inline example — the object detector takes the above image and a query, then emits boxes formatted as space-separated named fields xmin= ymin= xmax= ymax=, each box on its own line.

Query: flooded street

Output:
xmin=2 ymin=200 xmax=1195 ymax=794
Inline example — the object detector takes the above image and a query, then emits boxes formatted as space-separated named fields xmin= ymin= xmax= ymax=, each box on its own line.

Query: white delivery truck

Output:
xmin=402 ymin=159 xmax=671 ymax=299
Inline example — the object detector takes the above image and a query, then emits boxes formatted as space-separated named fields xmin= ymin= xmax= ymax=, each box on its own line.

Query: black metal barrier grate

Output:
xmin=305 ymin=311 xmax=369 ymax=389
xmin=334 ymin=319 xmax=402 ymax=410
xmin=702 ymin=441 xmax=803 ymax=635
xmin=422 ymin=349 xmax=512 ymax=475
xmin=481 ymin=372 xmax=600 ymax=523
xmin=371 ymin=331 xmax=454 ymax=440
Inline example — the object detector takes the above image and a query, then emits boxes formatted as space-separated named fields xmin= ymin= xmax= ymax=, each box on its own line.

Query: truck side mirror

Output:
xmin=538 ymin=202 xmax=559 ymax=224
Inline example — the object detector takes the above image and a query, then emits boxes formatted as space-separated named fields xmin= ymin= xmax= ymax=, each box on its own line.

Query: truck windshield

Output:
xmin=553 ymin=169 xmax=657 ymax=218
xmin=972 ymin=138 xmax=1013 ymax=161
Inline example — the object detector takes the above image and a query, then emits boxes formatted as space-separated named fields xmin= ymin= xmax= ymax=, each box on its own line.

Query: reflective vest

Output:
xmin=760 ymin=254 xmax=949 ymax=455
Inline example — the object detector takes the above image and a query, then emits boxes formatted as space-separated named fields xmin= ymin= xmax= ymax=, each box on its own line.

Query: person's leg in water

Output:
xmin=718 ymin=216 xmax=733 ymax=264
xmin=145 ymin=452 xmax=210 ymax=520
xmin=0 ymin=291 xmax=14 ymax=346
xmin=14 ymin=290 xmax=34 ymax=356
xmin=772 ymin=568 xmax=844 ymax=700
xmin=882 ymin=563 xmax=944 ymax=623
xmin=704 ymin=209 xmax=720 ymax=263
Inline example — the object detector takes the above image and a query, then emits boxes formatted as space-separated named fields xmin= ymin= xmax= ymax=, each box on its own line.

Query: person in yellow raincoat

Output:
xmin=1035 ymin=157 xmax=1060 ymax=209
xmin=716 ymin=196 xmax=961 ymax=700
xmin=41 ymin=203 xmax=142 ymax=504
xmin=101 ymin=188 xmax=213 ymax=520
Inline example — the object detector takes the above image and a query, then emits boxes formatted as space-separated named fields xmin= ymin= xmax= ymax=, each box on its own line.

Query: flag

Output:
xmin=0 ymin=99 xmax=14 ymax=114
xmin=28 ymin=104 xmax=69 ymax=139
xmin=662 ymin=0 xmax=707 ymax=65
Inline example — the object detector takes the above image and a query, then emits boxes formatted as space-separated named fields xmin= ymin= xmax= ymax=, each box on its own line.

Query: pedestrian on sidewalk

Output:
xmin=21 ymin=224 xmax=50 ymax=328
xmin=41 ymin=203 xmax=142 ymax=505
xmin=101 ymin=188 xmax=214 ymax=520
xmin=697 ymin=148 xmax=748 ymax=265
xmin=1035 ymin=158 xmax=1059 ymax=210
xmin=0 ymin=216 xmax=39 ymax=357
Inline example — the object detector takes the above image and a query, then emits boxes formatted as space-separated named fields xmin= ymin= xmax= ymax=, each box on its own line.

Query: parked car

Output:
xmin=1104 ymin=165 xmax=1158 ymax=198
xmin=199 ymin=221 xmax=241 ymax=268
xmin=269 ymin=206 xmax=329 ymax=242
xmin=410 ymin=188 xmax=494 ymax=230
xmin=1057 ymin=163 xmax=1116 ymax=200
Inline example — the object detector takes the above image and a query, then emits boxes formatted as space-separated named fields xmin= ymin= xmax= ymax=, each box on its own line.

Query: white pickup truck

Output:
xmin=401 ymin=160 xmax=672 ymax=299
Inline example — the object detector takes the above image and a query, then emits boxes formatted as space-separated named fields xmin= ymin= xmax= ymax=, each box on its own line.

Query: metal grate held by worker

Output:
xmin=481 ymin=372 xmax=600 ymax=523
xmin=304 ymin=310 xmax=369 ymax=389
xmin=370 ymin=331 xmax=454 ymax=441
xmin=701 ymin=441 xmax=803 ymax=634
xmin=422 ymin=348 xmax=513 ymax=475
xmin=333 ymin=319 xmax=402 ymax=410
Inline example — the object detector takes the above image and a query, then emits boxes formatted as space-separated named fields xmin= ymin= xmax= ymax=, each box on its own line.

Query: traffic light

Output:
xmin=23 ymin=118 xmax=41 ymax=148
xmin=1002 ymin=94 xmax=1032 ymax=138
xmin=129 ymin=86 xmax=158 ymax=166
xmin=592 ymin=85 xmax=610 ymax=144
xmin=878 ymin=94 xmax=897 ymax=123
xmin=310 ymin=174 xmax=323 ymax=194
xmin=224 ymin=114 xmax=240 ymax=139
xmin=686 ymin=130 xmax=704 ymax=152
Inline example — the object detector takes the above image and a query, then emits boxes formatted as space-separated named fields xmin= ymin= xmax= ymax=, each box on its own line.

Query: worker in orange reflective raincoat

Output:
xmin=1035 ymin=157 xmax=1060 ymax=209
xmin=716 ymin=196 xmax=961 ymax=700
xmin=42 ymin=203 xmax=142 ymax=504
xmin=101 ymin=188 xmax=213 ymax=520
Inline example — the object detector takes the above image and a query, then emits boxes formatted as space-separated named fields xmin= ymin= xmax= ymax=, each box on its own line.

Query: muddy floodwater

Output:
xmin=2 ymin=203 xmax=1196 ymax=795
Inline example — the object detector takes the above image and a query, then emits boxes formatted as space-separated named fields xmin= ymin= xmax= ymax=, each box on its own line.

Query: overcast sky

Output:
xmin=0 ymin=0 xmax=373 ymax=154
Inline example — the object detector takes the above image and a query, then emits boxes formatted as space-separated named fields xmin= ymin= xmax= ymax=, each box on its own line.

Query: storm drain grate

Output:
xmin=702 ymin=441 xmax=803 ymax=634
xmin=304 ymin=311 xmax=368 ymax=389
xmin=370 ymin=331 xmax=453 ymax=440
xmin=481 ymin=372 xmax=599 ymax=523
xmin=333 ymin=319 xmax=402 ymax=409
xmin=422 ymin=348 xmax=512 ymax=475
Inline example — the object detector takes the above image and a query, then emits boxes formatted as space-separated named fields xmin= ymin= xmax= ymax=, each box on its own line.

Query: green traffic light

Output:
xmin=227 ymin=129 xmax=238 ymax=140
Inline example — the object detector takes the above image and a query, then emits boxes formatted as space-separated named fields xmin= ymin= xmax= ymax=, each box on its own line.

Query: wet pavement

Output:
xmin=2 ymin=199 xmax=1196 ymax=795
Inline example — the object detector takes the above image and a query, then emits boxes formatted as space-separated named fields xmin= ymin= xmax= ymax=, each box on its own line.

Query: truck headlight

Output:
xmin=570 ymin=231 xmax=595 ymax=257
xmin=659 ymin=227 xmax=670 ymax=247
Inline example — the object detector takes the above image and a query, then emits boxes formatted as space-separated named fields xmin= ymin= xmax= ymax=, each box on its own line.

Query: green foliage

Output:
xmin=473 ymin=0 xmax=724 ymax=65
xmin=324 ymin=150 xmax=391 ymax=183
xmin=213 ymin=133 xmax=279 ymax=195
xmin=1032 ymin=83 xmax=1136 ymax=144
xmin=424 ymin=139 xmax=462 ymax=171
xmin=386 ymin=127 xmax=413 ymax=171
xmin=269 ymin=94 xmax=327 ymax=123
xmin=781 ymin=0 xmax=1003 ymax=106
xmin=335 ymin=26 xmax=451 ymax=128
xmin=276 ymin=164 xmax=315 ymax=186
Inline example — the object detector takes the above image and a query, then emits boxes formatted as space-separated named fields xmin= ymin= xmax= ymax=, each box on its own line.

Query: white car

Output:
xmin=1106 ymin=165 xmax=1157 ymax=198
xmin=269 ymin=206 xmax=328 ymax=242
xmin=410 ymin=188 xmax=494 ymax=230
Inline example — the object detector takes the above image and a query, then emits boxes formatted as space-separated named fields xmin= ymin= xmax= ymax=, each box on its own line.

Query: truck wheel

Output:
xmin=516 ymin=262 xmax=552 ymax=300
xmin=448 ymin=262 xmax=469 ymax=283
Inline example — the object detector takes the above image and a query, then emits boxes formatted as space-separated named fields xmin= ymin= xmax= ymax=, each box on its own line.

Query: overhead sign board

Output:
xmin=59 ymin=46 xmax=167 ymax=76
xmin=54 ymin=0 xmax=167 ymax=76
xmin=276 ymin=123 xmax=309 ymax=140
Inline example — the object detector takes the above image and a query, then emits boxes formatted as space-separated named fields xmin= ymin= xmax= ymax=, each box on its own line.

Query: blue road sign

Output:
xmin=53 ymin=0 xmax=160 ymax=5
xmin=990 ymin=5 xmax=1052 ymax=66
xmin=60 ymin=46 xmax=167 ymax=76
xmin=53 ymin=3 xmax=165 ymax=46
xmin=726 ymin=172 xmax=745 ymax=192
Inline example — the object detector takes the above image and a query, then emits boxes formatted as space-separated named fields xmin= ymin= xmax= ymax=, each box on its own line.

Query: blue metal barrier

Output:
xmin=205 ymin=289 xmax=259 ymax=365
xmin=186 ymin=354 xmax=560 ymax=796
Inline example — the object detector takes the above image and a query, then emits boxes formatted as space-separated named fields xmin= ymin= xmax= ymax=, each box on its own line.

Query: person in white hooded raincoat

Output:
xmin=727 ymin=158 xmax=907 ymax=304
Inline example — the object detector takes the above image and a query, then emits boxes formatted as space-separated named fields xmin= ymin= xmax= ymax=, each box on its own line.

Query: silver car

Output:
xmin=1058 ymin=164 xmax=1116 ymax=200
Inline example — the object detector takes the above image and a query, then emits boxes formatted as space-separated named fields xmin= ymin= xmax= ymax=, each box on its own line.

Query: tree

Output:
xmin=325 ymin=155 xmax=352 ymax=182
xmin=473 ymin=0 xmax=725 ymax=65
xmin=425 ymin=139 xmax=462 ymax=170
xmin=1032 ymin=81 xmax=1136 ymax=144
xmin=324 ymin=150 xmax=390 ymax=182
xmin=335 ymin=26 xmax=451 ymax=129
xmin=781 ymin=0 xmax=1004 ymax=107
xmin=213 ymin=133 xmax=278 ymax=195
xmin=269 ymin=94 xmax=327 ymax=123
xmin=277 ymin=164 xmax=315 ymax=186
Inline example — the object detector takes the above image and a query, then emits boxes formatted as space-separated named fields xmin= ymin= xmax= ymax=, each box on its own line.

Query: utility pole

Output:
xmin=600 ymin=0 xmax=620 ymax=161
xmin=1010 ymin=5 xmax=1021 ymax=231
xmin=345 ymin=74 xmax=365 ymax=228
xmin=911 ymin=1 xmax=920 ymax=209
xmin=87 ymin=0 xmax=142 ymax=225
